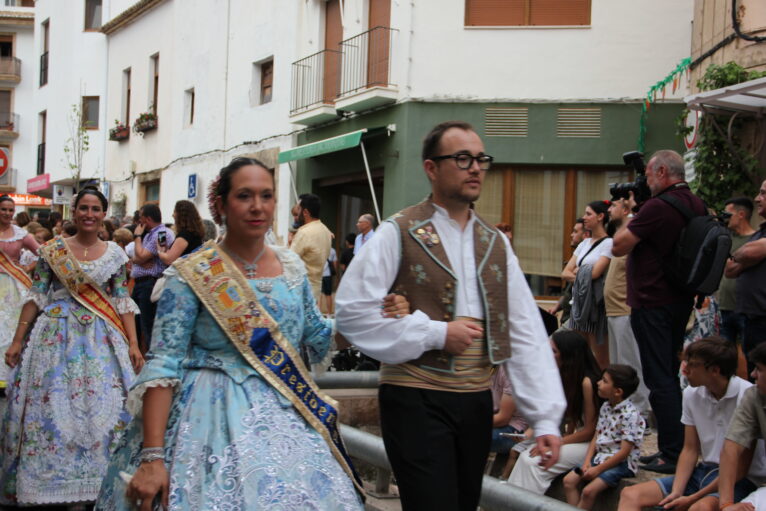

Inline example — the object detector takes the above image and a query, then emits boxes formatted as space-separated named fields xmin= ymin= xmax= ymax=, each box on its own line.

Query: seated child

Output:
xmin=619 ymin=337 xmax=764 ymax=511
xmin=718 ymin=342 xmax=766 ymax=511
xmin=564 ymin=364 xmax=645 ymax=510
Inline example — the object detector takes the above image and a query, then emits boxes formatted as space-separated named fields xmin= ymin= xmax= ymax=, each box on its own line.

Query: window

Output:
xmin=122 ymin=68 xmax=131 ymax=123
xmin=40 ymin=19 xmax=49 ymax=87
xmin=84 ymin=0 xmax=102 ymax=30
xmin=150 ymin=53 xmax=159 ymax=114
xmin=260 ymin=59 xmax=273 ymax=104
xmin=82 ymin=96 xmax=99 ymax=129
xmin=143 ymin=180 xmax=160 ymax=203
xmin=473 ymin=165 xmax=629 ymax=297
xmin=0 ymin=35 xmax=12 ymax=58
xmin=465 ymin=0 xmax=591 ymax=26
xmin=37 ymin=111 xmax=46 ymax=175
xmin=184 ymin=88 xmax=195 ymax=126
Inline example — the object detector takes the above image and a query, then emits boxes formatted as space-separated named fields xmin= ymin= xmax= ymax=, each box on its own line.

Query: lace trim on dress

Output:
xmin=1 ymin=224 xmax=29 ymax=243
xmin=272 ymin=245 xmax=306 ymax=290
xmin=114 ymin=296 xmax=140 ymax=315
xmin=126 ymin=378 xmax=180 ymax=416
xmin=78 ymin=241 xmax=130 ymax=286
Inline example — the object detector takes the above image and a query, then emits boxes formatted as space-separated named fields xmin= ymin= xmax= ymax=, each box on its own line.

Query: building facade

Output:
xmin=289 ymin=0 xmax=694 ymax=296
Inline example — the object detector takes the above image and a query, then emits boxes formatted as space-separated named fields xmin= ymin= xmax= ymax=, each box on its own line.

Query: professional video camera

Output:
xmin=609 ymin=151 xmax=652 ymax=205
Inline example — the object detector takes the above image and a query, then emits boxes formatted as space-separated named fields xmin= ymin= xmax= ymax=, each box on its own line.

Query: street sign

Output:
xmin=684 ymin=110 xmax=700 ymax=151
xmin=188 ymin=174 xmax=197 ymax=199
xmin=0 ymin=147 xmax=9 ymax=178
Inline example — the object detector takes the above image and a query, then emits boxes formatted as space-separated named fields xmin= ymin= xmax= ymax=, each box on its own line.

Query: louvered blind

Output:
xmin=465 ymin=0 xmax=590 ymax=26
xmin=485 ymin=107 xmax=529 ymax=137
xmin=557 ymin=108 xmax=601 ymax=138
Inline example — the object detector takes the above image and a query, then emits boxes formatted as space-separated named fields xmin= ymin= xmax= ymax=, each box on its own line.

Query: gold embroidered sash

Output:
xmin=0 ymin=247 xmax=32 ymax=289
xmin=40 ymin=237 xmax=128 ymax=341
xmin=174 ymin=242 xmax=364 ymax=495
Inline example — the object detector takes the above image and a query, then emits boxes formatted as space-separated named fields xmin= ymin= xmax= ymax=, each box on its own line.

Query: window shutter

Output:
xmin=465 ymin=0 xmax=525 ymax=26
xmin=529 ymin=0 xmax=590 ymax=25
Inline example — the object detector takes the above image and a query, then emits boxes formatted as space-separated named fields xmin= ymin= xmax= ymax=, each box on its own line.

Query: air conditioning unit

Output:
xmin=0 ymin=167 xmax=16 ymax=187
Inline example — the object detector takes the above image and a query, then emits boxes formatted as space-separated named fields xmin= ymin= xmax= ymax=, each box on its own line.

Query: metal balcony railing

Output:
xmin=290 ymin=49 xmax=342 ymax=114
xmin=39 ymin=51 xmax=48 ymax=86
xmin=339 ymin=26 xmax=396 ymax=97
xmin=0 ymin=56 xmax=21 ymax=79
xmin=37 ymin=142 xmax=45 ymax=175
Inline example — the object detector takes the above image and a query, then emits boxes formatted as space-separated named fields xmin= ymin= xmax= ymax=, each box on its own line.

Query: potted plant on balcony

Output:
xmin=133 ymin=111 xmax=158 ymax=134
xmin=109 ymin=120 xmax=130 ymax=141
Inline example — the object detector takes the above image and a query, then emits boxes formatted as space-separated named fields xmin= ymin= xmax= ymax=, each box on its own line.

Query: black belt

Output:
xmin=134 ymin=275 xmax=159 ymax=283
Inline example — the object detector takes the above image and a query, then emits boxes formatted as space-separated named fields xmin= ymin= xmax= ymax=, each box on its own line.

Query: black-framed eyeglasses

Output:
xmin=431 ymin=153 xmax=494 ymax=171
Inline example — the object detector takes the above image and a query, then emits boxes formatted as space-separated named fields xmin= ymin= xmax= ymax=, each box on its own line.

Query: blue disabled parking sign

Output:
xmin=188 ymin=174 xmax=197 ymax=199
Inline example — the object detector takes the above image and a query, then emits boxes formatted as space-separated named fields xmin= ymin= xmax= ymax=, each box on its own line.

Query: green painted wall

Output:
xmin=296 ymin=100 xmax=686 ymax=224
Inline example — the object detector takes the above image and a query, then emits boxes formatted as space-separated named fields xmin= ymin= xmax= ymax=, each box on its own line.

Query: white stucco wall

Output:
xmin=34 ymin=0 xmax=109 ymax=188
xmin=105 ymin=0 xmax=301 ymax=241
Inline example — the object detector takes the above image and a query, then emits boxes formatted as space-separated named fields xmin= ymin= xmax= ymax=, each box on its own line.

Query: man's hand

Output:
xmin=444 ymin=320 xmax=483 ymax=355
xmin=535 ymin=434 xmax=562 ymax=470
xmin=134 ymin=223 xmax=145 ymax=237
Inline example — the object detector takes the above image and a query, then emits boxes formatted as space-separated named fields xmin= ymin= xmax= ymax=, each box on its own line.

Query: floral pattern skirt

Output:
xmin=0 ymin=298 xmax=135 ymax=505
xmin=97 ymin=369 xmax=364 ymax=511
xmin=0 ymin=271 xmax=26 ymax=386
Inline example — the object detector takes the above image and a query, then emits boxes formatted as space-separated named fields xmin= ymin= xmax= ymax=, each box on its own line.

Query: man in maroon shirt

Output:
xmin=613 ymin=150 xmax=706 ymax=474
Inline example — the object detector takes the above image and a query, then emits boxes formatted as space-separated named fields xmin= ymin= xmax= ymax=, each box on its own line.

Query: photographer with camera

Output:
xmin=612 ymin=150 xmax=707 ymax=474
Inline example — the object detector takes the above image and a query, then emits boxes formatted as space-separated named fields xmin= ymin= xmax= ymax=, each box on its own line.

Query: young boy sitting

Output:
xmin=717 ymin=342 xmax=766 ymax=511
xmin=563 ymin=364 xmax=645 ymax=510
xmin=619 ymin=337 xmax=763 ymax=511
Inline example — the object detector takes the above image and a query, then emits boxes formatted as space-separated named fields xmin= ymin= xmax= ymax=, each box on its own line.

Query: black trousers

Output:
xmin=631 ymin=300 xmax=692 ymax=462
xmin=378 ymin=384 xmax=493 ymax=511
xmin=743 ymin=315 xmax=766 ymax=375
xmin=132 ymin=277 xmax=158 ymax=350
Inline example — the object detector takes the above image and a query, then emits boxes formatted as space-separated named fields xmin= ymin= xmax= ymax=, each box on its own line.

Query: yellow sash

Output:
xmin=0 ymin=247 xmax=32 ymax=289
xmin=40 ymin=237 xmax=128 ymax=341
xmin=175 ymin=242 xmax=364 ymax=495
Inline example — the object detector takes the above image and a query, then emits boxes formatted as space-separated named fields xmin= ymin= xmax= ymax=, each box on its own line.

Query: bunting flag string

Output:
xmin=638 ymin=57 xmax=692 ymax=153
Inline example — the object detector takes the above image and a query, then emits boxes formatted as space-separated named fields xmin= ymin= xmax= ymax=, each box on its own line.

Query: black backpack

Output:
xmin=659 ymin=194 xmax=732 ymax=299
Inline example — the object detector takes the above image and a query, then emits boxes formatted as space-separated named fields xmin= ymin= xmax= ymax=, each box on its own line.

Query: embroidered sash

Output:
xmin=40 ymin=237 xmax=129 ymax=341
xmin=175 ymin=242 xmax=364 ymax=495
xmin=0 ymin=248 xmax=32 ymax=289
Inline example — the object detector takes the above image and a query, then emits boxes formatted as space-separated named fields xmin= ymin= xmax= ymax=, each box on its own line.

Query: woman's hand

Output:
xmin=129 ymin=341 xmax=145 ymax=373
xmin=126 ymin=460 xmax=169 ymax=511
xmin=381 ymin=293 xmax=410 ymax=319
xmin=5 ymin=340 xmax=22 ymax=368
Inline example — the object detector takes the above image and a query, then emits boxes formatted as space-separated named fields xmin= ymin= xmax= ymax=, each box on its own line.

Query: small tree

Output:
xmin=62 ymin=102 xmax=90 ymax=193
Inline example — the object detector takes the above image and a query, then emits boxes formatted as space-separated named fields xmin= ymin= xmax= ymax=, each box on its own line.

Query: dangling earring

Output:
xmin=221 ymin=214 xmax=227 ymax=228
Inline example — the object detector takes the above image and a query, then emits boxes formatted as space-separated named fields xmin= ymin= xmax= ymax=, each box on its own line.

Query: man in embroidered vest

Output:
xmin=336 ymin=121 xmax=566 ymax=511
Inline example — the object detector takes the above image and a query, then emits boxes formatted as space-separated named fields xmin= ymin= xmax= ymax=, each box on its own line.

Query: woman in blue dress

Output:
xmin=97 ymin=158 xmax=407 ymax=510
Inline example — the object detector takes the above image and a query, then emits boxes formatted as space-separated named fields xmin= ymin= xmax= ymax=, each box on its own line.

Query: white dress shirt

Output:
xmin=336 ymin=204 xmax=566 ymax=437
xmin=354 ymin=230 xmax=375 ymax=255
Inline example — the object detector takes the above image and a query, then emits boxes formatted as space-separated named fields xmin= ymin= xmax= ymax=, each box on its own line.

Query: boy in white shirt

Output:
xmin=618 ymin=337 xmax=764 ymax=511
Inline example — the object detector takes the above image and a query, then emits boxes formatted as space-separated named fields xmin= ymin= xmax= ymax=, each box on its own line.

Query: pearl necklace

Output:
xmin=221 ymin=243 xmax=267 ymax=279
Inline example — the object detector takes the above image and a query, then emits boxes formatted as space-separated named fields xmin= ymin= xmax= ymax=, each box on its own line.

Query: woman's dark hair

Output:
xmin=100 ymin=219 xmax=115 ymax=240
xmin=14 ymin=211 xmax=30 ymax=227
xmin=73 ymin=186 xmax=108 ymax=211
xmin=0 ymin=194 xmax=14 ymax=206
xmin=49 ymin=211 xmax=62 ymax=227
xmin=586 ymin=200 xmax=611 ymax=226
xmin=551 ymin=330 xmax=602 ymax=431
xmin=63 ymin=221 xmax=78 ymax=236
xmin=173 ymin=200 xmax=205 ymax=240
xmin=209 ymin=156 xmax=272 ymax=225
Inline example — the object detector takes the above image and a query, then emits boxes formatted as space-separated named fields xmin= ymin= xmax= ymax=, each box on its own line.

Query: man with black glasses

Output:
xmin=336 ymin=121 xmax=565 ymax=511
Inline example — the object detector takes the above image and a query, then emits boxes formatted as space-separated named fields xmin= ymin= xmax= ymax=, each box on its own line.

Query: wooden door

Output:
xmin=367 ymin=0 xmax=390 ymax=87
xmin=323 ymin=0 xmax=342 ymax=103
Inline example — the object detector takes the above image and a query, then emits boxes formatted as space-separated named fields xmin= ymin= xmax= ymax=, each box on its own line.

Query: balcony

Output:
xmin=0 ymin=112 xmax=19 ymax=140
xmin=39 ymin=51 xmax=48 ymax=87
xmin=0 ymin=57 xmax=20 ymax=84
xmin=335 ymin=27 xmax=398 ymax=113
xmin=289 ymin=49 xmax=342 ymax=125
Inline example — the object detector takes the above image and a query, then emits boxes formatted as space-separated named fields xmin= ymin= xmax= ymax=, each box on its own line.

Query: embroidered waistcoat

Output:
xmin=387 ymin=199 xmax=511 ymax=372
